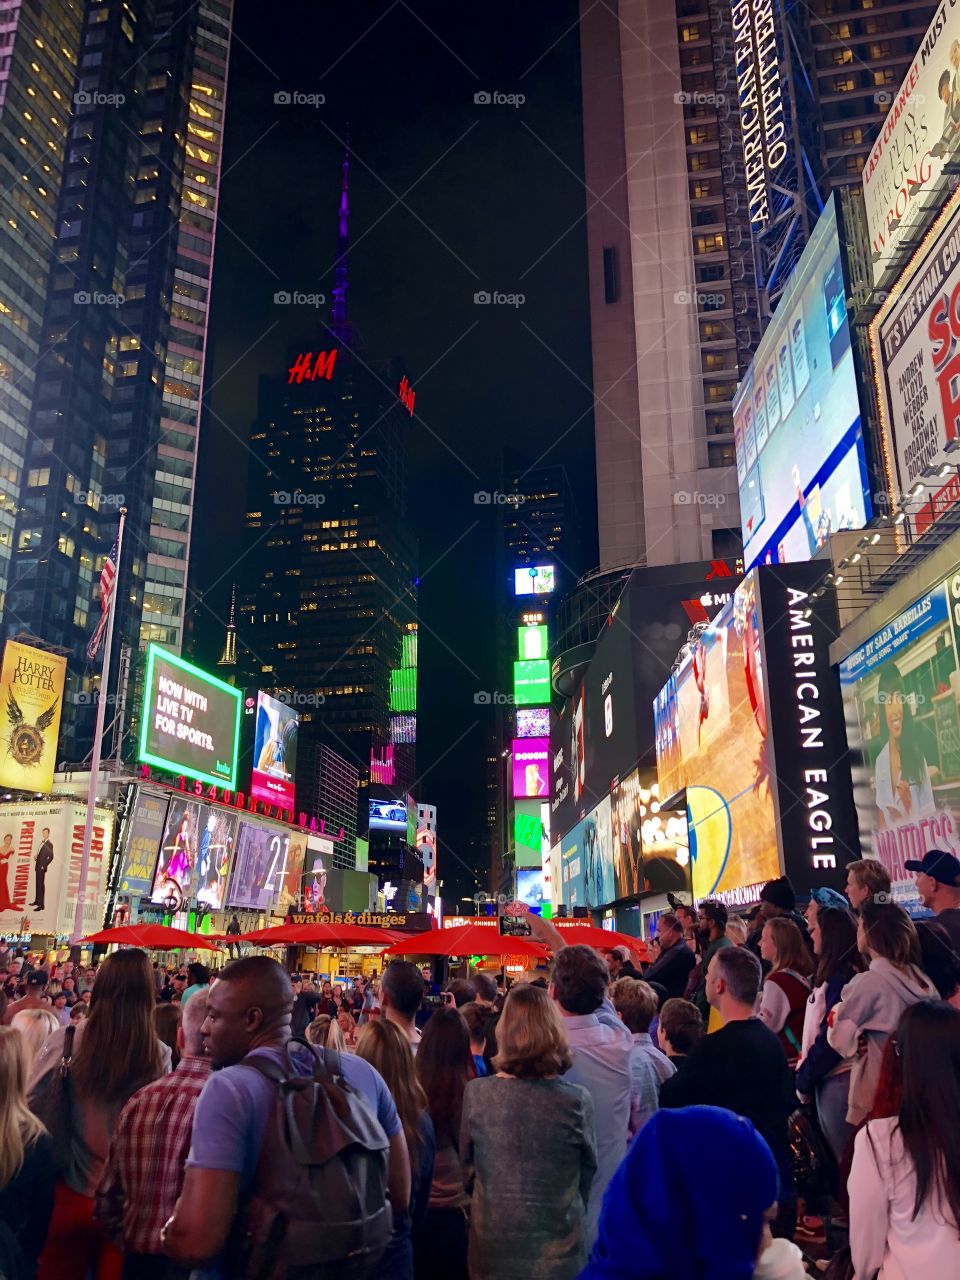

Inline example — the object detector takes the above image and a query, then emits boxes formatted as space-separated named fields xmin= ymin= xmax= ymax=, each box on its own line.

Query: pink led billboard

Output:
xmin=512 ymin=737 xmax=549 ymax=798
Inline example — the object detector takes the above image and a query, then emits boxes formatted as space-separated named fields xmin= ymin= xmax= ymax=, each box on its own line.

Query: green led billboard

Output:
xmin=517 ymin=625 xmax=548 ymax=661
xmin=137 ymin=645 xmax=242 ymax=788
xmin=390 ymin=667 xmax=417 ymax=712
xmin=513 ymin=659 xmax=550 ymax=706
xmin=514 ymin=810 xmax=542 ymax=866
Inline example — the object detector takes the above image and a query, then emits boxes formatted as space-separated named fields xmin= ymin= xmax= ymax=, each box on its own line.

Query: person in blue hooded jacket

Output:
xmin=579 ymin=1106 xmax=803 ymax=1280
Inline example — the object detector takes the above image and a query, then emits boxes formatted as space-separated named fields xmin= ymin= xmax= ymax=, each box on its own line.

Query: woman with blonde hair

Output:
xmin=0 ymin=1025 xmax=54 ymax=1275
xmin=11 ymin=1008 xmax=59 ymax=1075
xmin=28 ymin=948 xmax=170 ymax=1280
xmin=757 ymin=917 xmax=814 ymax=1067
xmin=461 ymin=983 xmax=597 ymax=1280
xmin=305 ymin=1012 xmax=345 ymax=1051
xmin=337 ymin=1008 xmax=358 ymax=1048
xmin=357 ymin=1018 xmax=435 ymax=1280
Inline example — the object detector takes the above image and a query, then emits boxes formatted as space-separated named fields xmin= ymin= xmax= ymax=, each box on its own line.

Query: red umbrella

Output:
xmin=384 ymin=923 xmax=550 ymax=960
xmin=82 ymin=924 xmax=224 ymax=952
xmin=552 ymin=923 xmax=649 ymax=963
xmin=237 ymin=922 xmax=400 ymax=949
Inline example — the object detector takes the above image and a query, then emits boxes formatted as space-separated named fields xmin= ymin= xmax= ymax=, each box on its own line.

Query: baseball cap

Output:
xmin=903 ymin=849 xmax=960 ymax=885
xmin=26 ymin=970 xmax=47 ymax=987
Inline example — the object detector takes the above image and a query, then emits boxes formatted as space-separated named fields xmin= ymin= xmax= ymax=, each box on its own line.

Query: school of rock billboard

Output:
xmin=839 ymin=568 xmax=960 ymax=914
xmin=874 ymin=197 xmax=960 ymax=525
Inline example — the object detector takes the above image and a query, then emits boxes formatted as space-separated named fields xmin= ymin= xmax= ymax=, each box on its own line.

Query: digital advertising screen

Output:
xmin=150 ymin=799 xmax=203 ymax=907
xmin=195 ymin=807 xmax=239 ymax=911
xmin=581 ymin=793 xmax=616 ymax=910
xmin=733 ymin=195 xmax=870 ymax=569
xmin=654 ymin=576 xmax=781 ymax=901
xmin=117 ymin=790 xmax=169 ymax=897
xmin=514 ymin=803 xmax=543 ymax=868
xmin=513 ymin=659 xmax=551 ymax=706
xmin=225 ymin=821 xmax=290 ymax=911
xmin=517 ymin=625 xmax=548 ymax=661
xmin=516 ymin=707 xmax=550 ymax=738
xmin=138 ymin=646 xmax=242 ymax=788
xmin=550 ymin=561 xmax=743 ymax=849
xmin=513 ymin=565 xmax=555 ymax=596
xmin=839 ymin=571 xmax=960 ymax=914
xmin=516 ymin=867 xmax=544 ymax=909
xmin=369 ymin=797 xmax=408 ymax=832
xmin=251 ymin=691 xmax=298 ymax=808
xmin=512 ymin=737 xmax=549 ymax=798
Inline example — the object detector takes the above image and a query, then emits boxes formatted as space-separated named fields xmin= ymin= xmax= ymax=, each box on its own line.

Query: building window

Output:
xmin=692 ymin=180 xmax=712 ymax=198
xmin=832 ymin=76 xmax=856 ymax=93
xmin=680 ymin=24 xmax=699 ymax=41
xmin=602 ymin=246 xmax=618 ymax=304
xmin=708 ymin=441 xmax=736 ymax=468
xmin=695 ymin=232 xmax=724 ymax=254
xmin=831 ymin=47 xmax=853 ymax=66
xmin=26 ymin=467 xmax=49 ymax=486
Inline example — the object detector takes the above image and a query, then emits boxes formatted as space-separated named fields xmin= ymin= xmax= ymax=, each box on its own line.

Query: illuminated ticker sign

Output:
xmin=288 ymin=349 xmax=338 ymax=384
xmin=399 ymin=375 xmax=416 ymax=416
xmin=731 ymin=0 xmax=787 ymax=228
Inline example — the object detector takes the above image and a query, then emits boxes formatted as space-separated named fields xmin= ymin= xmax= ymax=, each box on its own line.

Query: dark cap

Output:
xmin=759 ymin=876 xmax=796 ymax=913
xmin=26 ymin=970 xmax=47 ymax=987
xmin=903 ymin=849 xmax=960 ymax=886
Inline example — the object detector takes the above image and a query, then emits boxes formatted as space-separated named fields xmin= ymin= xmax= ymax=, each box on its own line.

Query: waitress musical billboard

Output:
xmin=839 ymin=570 xmax=960 ymax=913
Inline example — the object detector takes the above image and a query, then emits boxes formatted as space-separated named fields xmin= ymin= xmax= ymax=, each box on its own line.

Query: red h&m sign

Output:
xmin=288 ymin=350 xmax=338 ymax=384
xmin=399 ymin=375 xmax=415 ymax=416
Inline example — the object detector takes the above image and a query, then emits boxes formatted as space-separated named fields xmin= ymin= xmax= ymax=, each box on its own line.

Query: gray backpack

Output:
xmin=233 ymin=1038 xmax=392 ymax=1280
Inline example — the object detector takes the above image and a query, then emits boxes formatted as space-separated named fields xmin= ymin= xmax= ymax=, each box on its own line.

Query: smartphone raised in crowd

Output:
xmin=499 ymin=910 xmax=532 ymax=937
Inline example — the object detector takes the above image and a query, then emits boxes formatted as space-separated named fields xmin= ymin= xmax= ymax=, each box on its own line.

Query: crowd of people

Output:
xmin=1 ymin=851 xmax=960 ymax=1278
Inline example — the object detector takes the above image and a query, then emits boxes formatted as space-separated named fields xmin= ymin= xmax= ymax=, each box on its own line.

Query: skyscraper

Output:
xmin=239 ymin=147 xmax=419 ymax=828
xmin=3 ymin=0 xmax=234 ymax=760
xmin=578 ymin=0 xmax=936 ymax=573
xmin=0 ymin=0 xmax=84 ymax=602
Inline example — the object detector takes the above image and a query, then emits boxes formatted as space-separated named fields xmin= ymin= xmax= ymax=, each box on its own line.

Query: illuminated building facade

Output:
xmin=3 ymin=0 xmax=234 ymax=760
xmin=579 ymin=0 xmax=934 ymax=575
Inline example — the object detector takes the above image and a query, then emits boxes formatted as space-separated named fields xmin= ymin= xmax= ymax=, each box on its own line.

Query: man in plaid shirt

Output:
xmin=96 ymin=991 xmax=211 ymax=1279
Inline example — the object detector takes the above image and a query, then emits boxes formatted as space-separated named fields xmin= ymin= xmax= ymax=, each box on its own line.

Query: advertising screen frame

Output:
xmin=511 ymin=737 xmax=549 ymax=799
xmin=513 ymin=565 xmax=556 ymax=596
xmin=250 ymin=690 xmax=298 ymax=809
xmin=137 ymin=645 xmax=242 ymax=789
xmin=733 ymin=194 xmax=871 ymax=569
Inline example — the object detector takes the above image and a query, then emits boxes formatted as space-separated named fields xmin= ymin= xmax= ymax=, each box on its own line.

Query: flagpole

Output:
xmin=72 ymin=507 xmax=126 ymax=948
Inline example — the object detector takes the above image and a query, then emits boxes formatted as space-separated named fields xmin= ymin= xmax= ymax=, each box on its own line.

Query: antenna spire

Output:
xmin=331 ymin=127 xmax=350 ymax=343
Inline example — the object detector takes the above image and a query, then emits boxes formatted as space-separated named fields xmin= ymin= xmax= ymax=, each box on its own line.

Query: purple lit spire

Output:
xmin=331 ymin=129 xmax=350 ymax=343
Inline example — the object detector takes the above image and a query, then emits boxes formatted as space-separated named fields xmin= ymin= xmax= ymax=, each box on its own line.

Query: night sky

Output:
xmin=190 ymin=0 xmax=598 ymax=903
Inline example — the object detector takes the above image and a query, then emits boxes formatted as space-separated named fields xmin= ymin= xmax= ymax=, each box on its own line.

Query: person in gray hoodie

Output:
xmin=827 ymin=901 xmax=936 ymax=1125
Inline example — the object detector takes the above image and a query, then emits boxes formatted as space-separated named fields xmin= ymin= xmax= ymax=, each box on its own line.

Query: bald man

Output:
xmin=161 ymin=956 xmax=409 ymax=1276
xmin=96 ymin=992 xmax=212 ymax=1278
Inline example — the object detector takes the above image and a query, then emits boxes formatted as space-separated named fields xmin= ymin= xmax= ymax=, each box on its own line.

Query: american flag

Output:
xmin=86 ymin=534 xmax=119 ymax=661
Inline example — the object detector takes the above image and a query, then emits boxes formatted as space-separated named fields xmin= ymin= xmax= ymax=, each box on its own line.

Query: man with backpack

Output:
xmin=161 ymin=956 xmax=410 ymax=1279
